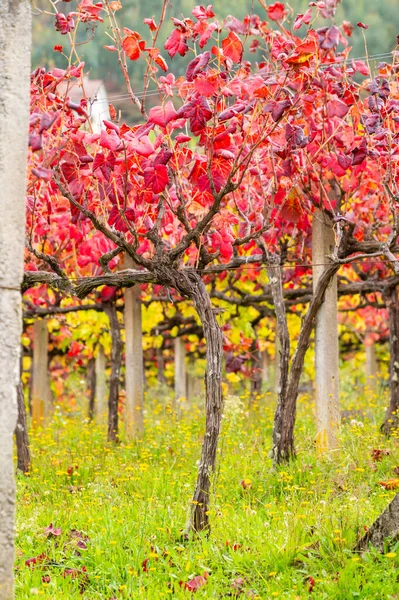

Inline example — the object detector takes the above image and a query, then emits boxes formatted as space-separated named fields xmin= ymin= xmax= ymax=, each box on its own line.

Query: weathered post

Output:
xmin=365 ymin=331 xmax=378 ymax=392
xmin=95 ymin=344 xmax=107 ymax=419
xmin=0 ymin=1 xmax=31 ymax=595
xmin=124 ymin=256 xmax=144 ymax=438
xmin=312 ymin=209 xmax=340 ymax=454
xmin=31 ymin=319 xmax=50 ymax=427
xmin=174 ymin=337 xmax=187 ymax=409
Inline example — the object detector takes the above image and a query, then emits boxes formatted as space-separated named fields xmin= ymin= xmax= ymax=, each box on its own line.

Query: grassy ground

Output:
xmin=15 ymin=383 xmax=399 ymax=599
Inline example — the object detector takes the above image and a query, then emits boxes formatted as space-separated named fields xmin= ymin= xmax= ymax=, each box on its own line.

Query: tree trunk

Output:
xmin=250 ymin=338 xmax=262 ymax=398
xmin=95 ymin=344 xmax=107 ymax=419
xmin=382 ymin=287 xmax=399 ymax=434
xmin=355 ymin=491 xmax=399 ymax=553
xmin=274 ymin=327 xmax=282 ymax=395
xmin=268 ymin=258 xmax=292 ymax=464
xmin=271 ymin=261 xmax=340 ymax=464
xmin=103 ymin=302 xmax=122 ymax=442
xmin=174 ymin=336 xmax=187 ymax=409
xmin=31 ymin=319 xmax=51 ymax=428
xmin=312 ymin=209 xmax=340 ymax=455
xmin=188 ymin=278 xmax=223 ymax=533
xmin=0 ymin=0 xmax=31 ymax=595
xmin=124 ymin=283 xmax=144 ymax=438
xmin=365 ymin=334 xmax=378 ymax=392
xmin=87 ymin=358 xmax=96 ymax=422
xmin=15 ymin=378 xmax=30 ymax=474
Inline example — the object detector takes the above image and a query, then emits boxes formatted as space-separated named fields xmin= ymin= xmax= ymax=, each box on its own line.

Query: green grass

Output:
xmin=15 ymin=384 xmax=399 ymax=599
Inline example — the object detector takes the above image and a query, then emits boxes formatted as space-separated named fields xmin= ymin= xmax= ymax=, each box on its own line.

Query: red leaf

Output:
xmin=31 ymin=167 xmax=52 ymax=181
xmin=25 ymin=553 xmax=49 ymax=568
xmin=293 ymin=8 xmax=312 ymax=30
xmin=164 ymin=29 xmax=189 ymax=58
xmin=267 ymin=2 xmax=288 ymax=22
xmin=194 ymin=75 xmax=219 ymax=97
xmin=55 ymin=13 xmax=75 ymax=34
xmin=148 ymin=101 xmax=177 ymax=128
xmin=45 ymin=523 xmax=62 ymax=537
xmin=179 ymin=94 xmax=212 ymax=136
xmin=357 ymin=22 xmax=369 ymax=29
xmin=343 ymin=21 xmax=354 ymax=37
xmin=182 ymin=572 xmax=209 ymax=591
xmin=108 ymin=206 xmax=135 ymax=232
xmin=327 ymin=99 xmax=349 ymax=118
xmin=100 ymin=286 xmax=117 ymax=302
xmin=144 ymin=164 xmax=169 ymax=193
xmin=143 ymin=17 xmax=157 ymax=31
xmin=192 ymin=5 xmax=215 ymax=20
xmin=221 ymin=32 xmax=243 ymax=63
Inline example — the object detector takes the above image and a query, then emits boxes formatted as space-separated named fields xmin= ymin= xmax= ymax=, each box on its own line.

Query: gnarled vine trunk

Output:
xmin=103 ymin=301 xmax=122 ymax=442
xmin=355 ymin=491 xmax=399 ymax=553
xmin=87 ymin=358 xmax=96 ymax=422
xmin=15 ymin=366 xmax=30 ymax=474
xmin=95 ymin=343 xmax=106 ymax=419
xmin=382 ymin=286 xmax=399 ymax=434
xmin=271 ymin=262 xmax=340 ymax=464
xmin=189 ymin=278 xmax=223 ymax=532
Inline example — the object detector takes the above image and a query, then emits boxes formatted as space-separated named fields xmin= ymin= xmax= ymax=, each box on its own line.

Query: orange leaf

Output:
xmin=222 ymin=31 xmax=243 ymax=63
xmin=122 ymin=33 xmax=145 ymax=61
xmin=379 ymin=479 xmax=399 ymax=490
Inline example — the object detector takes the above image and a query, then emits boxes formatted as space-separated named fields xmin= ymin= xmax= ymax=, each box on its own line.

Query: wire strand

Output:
xmin=88 ymin=51 xmax=397 ymax=107
xmin=34 ymin=255 xmax=398 ymax=282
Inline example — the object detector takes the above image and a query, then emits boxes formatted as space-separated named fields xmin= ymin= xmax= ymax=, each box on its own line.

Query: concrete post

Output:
xmin=0 ymin=1 xmax=31 ymax=595
xmin=32 ymin=319 xmax=50 ymax=427
xmin=174 ymin=337 xmax=187 ymax=408
xmin=95 ymin=344 xmax=107 ymax=419
xmin=124 ymin=256 xmax=144 ymax=438
xmin=312 ymin=209 xmax=340 ymax=455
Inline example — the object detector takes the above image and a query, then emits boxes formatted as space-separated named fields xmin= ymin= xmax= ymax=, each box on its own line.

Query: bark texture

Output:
xmin=95 ymin=344 xmax=107 ymax=419
xmin=124 ymin=283 xmax=144 ymax=438
xmin=103 ymin=302 xmax=122 ymax=442
xmin=382 ymin=287 xmax=399 ymax=434
xmin=32 ymin=319 xmax=50 ymax=427
xmin=269 ymin=259 xmax=292 ymax=463
xmin=250 ymin=339 xmax=262 ymax=398
xmin=15 ymin=380 xmax=30 ymax=474
xmin=189 ymin=278 xmax=223 ymax=532
xmin=355 ymin=492 xmax=399 ymax=553
xmin=271 ymin=262 xmax=340 ymax=464
xmin=87 ymin=358 xmax=96 ymax=422
xmin=312 ymin=210 xmax=340 ymax=454
xmin=0 ymin=1 xmax=31 ymax=595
